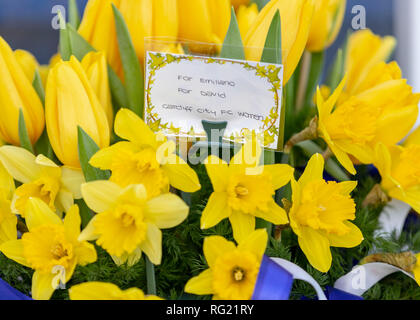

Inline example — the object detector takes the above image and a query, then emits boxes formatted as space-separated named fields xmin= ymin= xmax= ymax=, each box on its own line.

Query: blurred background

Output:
xmin=0 ymin=0 xmax=418 ymax=104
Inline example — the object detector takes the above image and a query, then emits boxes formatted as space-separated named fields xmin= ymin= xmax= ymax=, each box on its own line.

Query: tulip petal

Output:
xmin=61 ymin=167 xmax=85 ymax=199
xmin=184 ymin=269 xmax=214 ymax=295
xmin=81 ymin=180 xmax=121 ymax=213
xmin=0 ymin=239 xmax=31 ymax=268
xmin=32 ymin=270 xmax=56 ymax=300
xmin=25 ymin=198 xmax=62 ymax=231
xmin=145 ymin=193 xmax=189 ymax=229
xmin=0 ymin=146 xmax=40 ymax=183
xmin=237 ymin=229 xmax=268 ymax=260
xmin=298 ymin=226 xmax=332 ymax=273
xmin=162 ymin=154 xmax=201 ymax=193
xmin=203 ymin=236 xmax=236 ymax=268
xmin=204 ymin=155 xmax=229 ymax=192
xmin=139 ymin=223 xmax=162 ymax=265
xmin=201 ymin=192 xmax=230 ymax=229
xmin=115 ymin=108 xmax=156 ymax=147
xmin=327 ymin=221 xmax=364 ymax=248
xmin=263 ymin=164 xmax=294 ymax=190
xmin=229 ymin=211 xmax=255 ymax=243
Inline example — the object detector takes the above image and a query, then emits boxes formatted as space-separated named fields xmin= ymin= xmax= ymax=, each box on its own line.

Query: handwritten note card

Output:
xmin=145 ymin=52 xmax=284 ymax=149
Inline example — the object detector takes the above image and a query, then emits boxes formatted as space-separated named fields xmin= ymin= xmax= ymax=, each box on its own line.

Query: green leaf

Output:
xmin=296 ymin=140 xmax=350 ymax=181
xmin=75 ymin=199 xmax=94 ymax=228
xmin=59 ymin=11 xmax=71 ymax=61
xmin=253 ymin=0 xmax=270 ymax=10
xmin=220 ymin=8 xmax=245 ymax=60
xmin=66 ymin=23 xmax=128 ymax=110
xmin=327 ymin=48 xmax=344 ymax=91
xmin=32 ymin=69 xmax=45 ymax=105
xmin=304 ymin=51 xmax=324 ymax=107
xmin=77 ymin=126 xmax=110 ymax=182
xmin=68 ymin=0 xmax=80 ymax=29
xmin=261 ymin=10 xmax=282 ymax=64
xmin=112 ymin=4 xmax=144 ymax=118
xmin=18 ymin=110 xmax=34 ymax=153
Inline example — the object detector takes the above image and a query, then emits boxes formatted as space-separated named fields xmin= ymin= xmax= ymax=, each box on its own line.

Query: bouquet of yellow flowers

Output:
xmin=0 ymin=0 xmax=419 ymax=301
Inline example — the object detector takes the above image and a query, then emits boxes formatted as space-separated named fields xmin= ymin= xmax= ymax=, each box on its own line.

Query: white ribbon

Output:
xmin=270 ymin=257 xmax=328 ymax=300
xmin=376 ymin=199 xmax=411 ymax=237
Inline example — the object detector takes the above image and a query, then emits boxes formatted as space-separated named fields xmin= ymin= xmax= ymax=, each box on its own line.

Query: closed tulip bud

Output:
xmin=14 ymin=49 xmax=38 ymax=82
xmin=45 ymin=56 xmax=110 ymax=168
xmin=79 ymin=0 xmax=179 ymax=78
xmin=306 ymin=0 xmax=346 ymax=52
xmin=237 ymin=3 xmax=259 ymax=40
xmin=0 ymin=37 xmax=45 ymax=146
xmin=244 ymin=0 xmax=315 ymax=84
xmin=178 ymin=0 xmax=231 ymax=53
xmin=231 ymin=0 xmax=250 ymax=10
xmin=81 ymin=51 xmax=114 ymax=128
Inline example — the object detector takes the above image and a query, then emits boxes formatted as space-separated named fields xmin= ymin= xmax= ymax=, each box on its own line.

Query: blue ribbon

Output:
xmin=325 ymin=286 xmax=363 ymax=300
xmin=252 ymin=255 xmax=293 ymax=300
xmin=0 ymin=278 xmax=31 ymax=300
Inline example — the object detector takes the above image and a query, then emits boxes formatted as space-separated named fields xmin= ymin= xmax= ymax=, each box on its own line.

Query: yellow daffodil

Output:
xmin=306 ymin=0 xmax=346 ymax=52
xmin=69 ymin=282 xmax=162 ymax=300
xmin=374 ymin=143 xmax=420 ymax=213
xmin=45 ymin=56 xmax=110 ymax=168
xmin=79 ymin=0 xmax=179 ymax=78
xmin=0 ymin=146 xmax=85 ymax=217
xmin=0 ymin=198 xmax=97 ymax=300
xmin=0 ymin=162 xmax=16 ymax=244
xmin=185 ymin=229 xmax=267 ymax=300
xmin=90 ymin=108 xmax=200 ymax=198
xmin=231 ymin=0 xmax=250 ymax=10
xmin=0 ymin=37 xmax=44 ymax=146
xmin=237 ymin=4 xmax=259 ymax=40
xmin=14 ymin=49 xmax=38 ymax=82
xmin=414 ymin=254 xmax=420 ymax=286
xmin=79 ymin=181 xmax=189 ymax=265
xmin=201 ymin=140 xmax=294 ymax=242
xmin=316 ymin=68 xmax=420 ymax=174
xmin=244 ymin=0 xmax=315 ymax=83
xmin=289 ymin=154 xmax=363 ymax=272
xmin=178 ymin=0 xmax=231 ymax=52
xmin=345 ymin=29 xmax=396 ymax=97
xmin=81 ymin=51 xmax=113 ymax=128
xmin=404 ymin=126 xmax=420 ymax=147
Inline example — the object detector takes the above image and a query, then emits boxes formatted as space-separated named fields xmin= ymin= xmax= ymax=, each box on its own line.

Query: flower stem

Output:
xmin=296 ymin=51 xmax=312 ymax=111
xmin=145 ymin=256 xmax=157 ymax=295
xmin=362 ymin=184 xmax=390 ymax=208
xmin=284 ymin=117 xmax=318 ymax=153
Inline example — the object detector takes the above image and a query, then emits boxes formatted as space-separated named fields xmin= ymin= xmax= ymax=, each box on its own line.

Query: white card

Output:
xmin=145 ymin=52 xmax=284 ymax=150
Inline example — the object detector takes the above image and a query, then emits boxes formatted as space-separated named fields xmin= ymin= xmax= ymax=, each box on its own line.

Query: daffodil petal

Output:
xmin=327 ymin=221 xmax=364 ymax=248
xmin=263 ymin=164 xmax=294 ymax=190
xmin=201 ymin=192 xmax=230 ymax=229
xmin=56 ymin=189 xmax=74 ymax=214
xmin=0 ymin=146 xmax=41 ymax=183
xmin=70 ymin=282 xmax=127 ymax=300
xmin=0 ymin=213 xmax=17 ymax=243
xmin=255 ymin=200 xmax=289 ymax=225
xmin=145 ymin=193 xmax=189 ymax=229
xmin=0 ymin=162 xmax=14 ymax=200
xmin=31 ymin=271 xmax=56 ymax=300
xmin=299 ymin=153 xmax=325 ymax=187
xmin=115 ymin=108 xmax=157 ymax=147
xmin=229 ymin=211 xmax=255 ymax=243
xmin=64 ymin=204 xmax=81 ymax=241
xmin=298 ymin=226 xmax=332 ymax=273
xmin=81 ymin=180 xmax=121 ymax=213
xmin=74 ymin=242 xmax=97 ymax=266
xmin=338 ymin=181 xmax=358 ymax=195
xmin=139 ymin=223 xmax=162 ymax=265
xmin=126 ymin=247 xmax=142 ymax=267
xmin=329 ymin=143 xmax=357 ymax=175
xmin=203 ymin=236 xmax=236 ymax=268
xmin=78 ymin=215 xmax=100 ymax=242
xmin=89 ymin=141 xmax=138 ymax=170
xmin=237 ymin=229 xmax=268 ymax=260
xmin=337 ymin=140 xmax=374 ymax=164
xmin=204 ymin=155 xmax=229 ymax=192
xmin=61 ymin=167 xmax=85 ymax=199
xmin=162 ymin=154 xmax=201 ymax=193
xmin=25 ymin=198 xmax=62 ymax=231
xmin=0 ymin=239 xmax=31 ymax=268
xmin=184 ymin=269 xmax=214 ymax=295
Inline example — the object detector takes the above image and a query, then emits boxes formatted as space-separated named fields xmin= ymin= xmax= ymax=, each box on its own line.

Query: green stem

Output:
xmin=295 ymin=50 xmax=312 ymax=111
xmin=145 ymin=256 xmax=157 ymax=295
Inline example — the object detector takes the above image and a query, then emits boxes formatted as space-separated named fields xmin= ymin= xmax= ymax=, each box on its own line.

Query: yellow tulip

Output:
xmin=79 ymin=0 xmax=179 ymax=78
xmin=14 ymin=49 xmax=38 ymax=82
xmin=289 ymin=154 xmax=362 ymax=272
xmin=374 ymin=143 xmax=420 ymax=213
xmin=45 ymin=56 xmax=110 ymax=168
xmin=39 ymin=53 xmax=61 ymax=87
xmin=316 ymin=62 xmax=419 ymax=174
xmin=178 ymin=0 xmax=231 ymax=53
xmin=345 ymin=29 xmax=396 ymax=97
xmin=0 ymin=37 xmax=45 ymax=146
xmin=405 ymin=126 xmax=420 ymax=147
xmin=306 ymin=0 xmax=346 ymax=52
xmin=244 ymin=0 xmax=315 ymax=84
xmin=237 ymin=3 xmax=259 ymax=40
xmin=81 ymin=51 xmax=114 ymax=128
xmin=231 ymin=0 xmax=250 ymax=10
